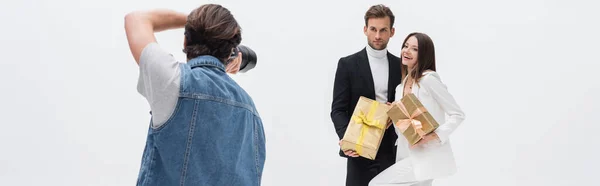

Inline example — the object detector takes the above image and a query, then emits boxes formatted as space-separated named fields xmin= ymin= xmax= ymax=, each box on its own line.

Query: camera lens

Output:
xmin=236 ymin=45 xmax=257 ymax=73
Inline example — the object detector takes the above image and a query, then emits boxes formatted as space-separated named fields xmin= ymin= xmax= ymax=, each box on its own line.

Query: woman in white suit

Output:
xmin=369 ymin=32 xmax=466 ymax=186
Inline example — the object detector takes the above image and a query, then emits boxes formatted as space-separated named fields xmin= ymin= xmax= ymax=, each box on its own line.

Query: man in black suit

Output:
xmin=331 ymin=4 xmax=402 ymax=186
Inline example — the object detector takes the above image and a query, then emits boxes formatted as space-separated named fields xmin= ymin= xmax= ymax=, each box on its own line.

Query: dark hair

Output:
xmin=183 ymin=4 xmax=241 ymax=63
xmin=401 ymin=32 xmax=436 ymax=83
xmin=364 ymin=4 xmax=395 ymax=28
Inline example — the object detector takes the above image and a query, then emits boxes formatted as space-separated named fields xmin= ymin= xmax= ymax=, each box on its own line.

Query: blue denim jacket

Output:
xmin=136 ymin=55 xmax=266 ymax=186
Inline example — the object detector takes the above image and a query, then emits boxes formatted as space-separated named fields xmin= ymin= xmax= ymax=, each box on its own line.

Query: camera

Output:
xmin=229 ymin=45 xmax=257 ymax=73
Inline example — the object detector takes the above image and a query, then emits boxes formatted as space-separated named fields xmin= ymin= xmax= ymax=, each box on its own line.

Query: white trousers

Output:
xmin=368 ymin=157 xmax=434 ymax=186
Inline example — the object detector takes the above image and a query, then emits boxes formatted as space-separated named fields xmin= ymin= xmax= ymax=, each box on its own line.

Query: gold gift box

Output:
xmin=387 ymin=93 xmax=439 ymax=145
xmin=340 ymin=96 xmax=391 ymax=160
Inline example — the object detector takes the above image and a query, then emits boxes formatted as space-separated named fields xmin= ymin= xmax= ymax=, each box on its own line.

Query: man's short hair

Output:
xmin=364 ymin=4 xmax=395 ymax=28
xmin=183 ymin=4 xmax=242 ymax=63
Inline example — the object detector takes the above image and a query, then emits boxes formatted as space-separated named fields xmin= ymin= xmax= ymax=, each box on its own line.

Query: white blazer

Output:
xmin=393 ymin=70 xmax=466 ymax=180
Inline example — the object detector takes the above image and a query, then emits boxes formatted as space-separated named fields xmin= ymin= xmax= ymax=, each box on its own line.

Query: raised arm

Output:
xmin=124 ymin=9 xmax=187 ymax=64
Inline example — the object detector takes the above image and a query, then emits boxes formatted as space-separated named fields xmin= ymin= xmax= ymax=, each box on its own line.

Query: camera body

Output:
xmin=229 ymin=45 xmax=257 ymax=73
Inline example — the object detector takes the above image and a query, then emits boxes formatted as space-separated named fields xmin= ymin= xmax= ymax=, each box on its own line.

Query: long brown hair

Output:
xmin=400 ymin=32 xmax=436 ymax=84
xmin=183 ymin=4 xmax=242 ymax=63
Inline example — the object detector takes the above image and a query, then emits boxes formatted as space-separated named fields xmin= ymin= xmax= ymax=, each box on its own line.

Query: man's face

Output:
xmin=364 ymin=16 xmax=395 ymax=50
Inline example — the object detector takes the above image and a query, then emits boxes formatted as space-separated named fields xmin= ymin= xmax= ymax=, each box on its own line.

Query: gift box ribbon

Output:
xmin=351 ymin=100 xmax=385 ymax=155
xmin=394 ymin=102 xmax=428 ymax=140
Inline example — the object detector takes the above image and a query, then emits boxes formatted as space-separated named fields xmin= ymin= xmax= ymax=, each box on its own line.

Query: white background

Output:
xmin=1 ymin=0 xmax=599 ymax=185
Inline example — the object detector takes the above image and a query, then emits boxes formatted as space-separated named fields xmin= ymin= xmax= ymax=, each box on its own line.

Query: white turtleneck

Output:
xmin=366 ymin=44 xmax=389 ymax=103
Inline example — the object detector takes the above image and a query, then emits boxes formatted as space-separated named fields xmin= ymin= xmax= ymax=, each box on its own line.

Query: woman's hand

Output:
xmin=385 ymin=102 xmax=393 ymax=129
xmin=411 ymin=132 xmax=440 ymax=149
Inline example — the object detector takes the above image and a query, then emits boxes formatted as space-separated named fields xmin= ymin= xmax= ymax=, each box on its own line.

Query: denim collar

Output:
xmin=187 ymin=55 xmax=225 ymax=72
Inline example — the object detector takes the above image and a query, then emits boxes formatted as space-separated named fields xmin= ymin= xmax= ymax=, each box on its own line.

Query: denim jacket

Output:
xmin=136 ymin=55 xmax=266 ymax=186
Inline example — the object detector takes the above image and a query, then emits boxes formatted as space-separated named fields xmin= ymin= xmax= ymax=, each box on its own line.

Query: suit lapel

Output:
xmin=387 ymin=52 xmax=402 ymax=102
xmin=357 ymin=48 xmax=375 ymax=99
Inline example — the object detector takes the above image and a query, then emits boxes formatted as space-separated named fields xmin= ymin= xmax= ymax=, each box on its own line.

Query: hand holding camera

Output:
xmin=226 ymin=51 xmax=242 ymax=74
xmin=227 ymin=45 xmax=257 ymax=73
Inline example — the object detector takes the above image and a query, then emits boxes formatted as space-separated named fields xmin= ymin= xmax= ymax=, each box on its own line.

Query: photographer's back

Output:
xmin=136 ymin=42 xmax=266 ymax=186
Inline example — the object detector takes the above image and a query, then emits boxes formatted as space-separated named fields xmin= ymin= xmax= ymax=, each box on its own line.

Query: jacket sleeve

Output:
xmin=421 ymin=72 xmax=466 ymax=144
xmin=331 ymin=58 xmax=351 ymax=139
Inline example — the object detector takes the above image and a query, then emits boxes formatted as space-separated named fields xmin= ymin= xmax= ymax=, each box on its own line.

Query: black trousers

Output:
xmin=345 ymin=155 xmax=396 ymax=186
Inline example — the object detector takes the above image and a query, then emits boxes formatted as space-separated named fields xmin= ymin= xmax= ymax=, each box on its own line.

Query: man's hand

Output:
xmin=125 ymin=9 xmax=188 ymax=64
xmin=339 ymin=140 xmax=359 ymax=158
xmin=225 ymin=52 xmax=242 ymax=74
xmin=411 ymin=132 xmax=440 ymax=149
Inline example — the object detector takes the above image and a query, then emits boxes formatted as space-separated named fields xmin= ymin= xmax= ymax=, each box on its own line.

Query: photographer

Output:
xmin=124 ymin=4 xmax=265 ymax=186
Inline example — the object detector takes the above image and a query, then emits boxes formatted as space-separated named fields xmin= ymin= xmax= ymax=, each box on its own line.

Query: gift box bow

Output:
xmin=394 ymin=102 xmax=428 ymax=139
xmin=351 ymin=100 xmax=385 ymax=154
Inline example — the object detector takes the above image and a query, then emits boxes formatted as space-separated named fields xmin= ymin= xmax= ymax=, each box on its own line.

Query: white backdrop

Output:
xmin=1 ymin=0 xmax=599 ymax=185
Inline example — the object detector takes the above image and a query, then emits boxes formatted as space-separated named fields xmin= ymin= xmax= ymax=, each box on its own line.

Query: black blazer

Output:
xmin=331 ymin=48 xmax=403 ymax=159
